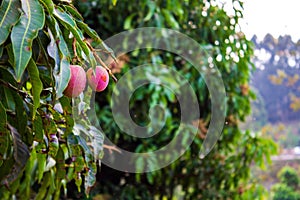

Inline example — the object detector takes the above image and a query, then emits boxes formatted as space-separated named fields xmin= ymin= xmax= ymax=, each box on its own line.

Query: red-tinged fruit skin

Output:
xmin=63 ymin=65 xmax=87 ymax=97
xmin=86 ymin=66 xmax=109 ymax=92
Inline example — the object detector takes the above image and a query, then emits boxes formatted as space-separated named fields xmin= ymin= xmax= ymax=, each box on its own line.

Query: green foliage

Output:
xmin=0 ymin=0 xmax=280 ymax=199
xmin=0 ymin=0 xmax=111 ymax=198
xmin=76 ymin=0 xmax=278 ymax=199
xmin=278 ymin=166 xmax=299 ymax=189
xmin=272 ymin=183 xmax=300 ymax=200
xmin=271 ymin=166 xmax=300 ymax=200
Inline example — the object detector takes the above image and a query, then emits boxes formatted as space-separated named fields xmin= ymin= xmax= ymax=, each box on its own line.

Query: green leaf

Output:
xmin=76 ymin=20 xmax=102 ymax=44
xmin=9 ymin=124 xmax=29 ymax=167
xmin=0 ymin=102 xmax=9 ymax=159
xmin=27 ymin=59 xmax=42 ymax=119
xmin=0 ymin=0 xmax=21 ymax=45
xmin=112 ymin=0 xmax=117 ymax=6
xmin=124 ymin=13 xmax=136 ymax=30
xmin=19 ymin=148 xmax=36 ymax=199
xmin=36 ymin=152 xmax=46 ymax=183
xmin=144 ymin=1 xmax=156 ymax=21
xmin=1 ymin=124 xmax=30 ymax=184
xmin=43 ymin=115 xmax=58 ymax=157
xmin=55 ymin=147 xmax=65 ymax=180
xmin=161 ymin=9 xmax=179 ymax=29
xmin=54 ymin=8 xmax=96 ymax=68
xmin=12 ymin=90 xmax=28 ymax=136
xmin=33 ymin=114 xmax=43 ymax=142
xmin=0 ymin=46 xmax=3 ymax=57
xmin=11 ymin=0 xmax=45 ymax=82
xmin=0 ymin=66 xmax=18 ymax=88
xmin=84 ymin=161 xmax=96 ymax=195
xmin=5 ymin=43 xmax=14 ymax=66
xmin=39 ymin=0 xmax=54 ymax=14
xmin=35 ymin=171 xmax=51 ymax=200
xmin=54 ymin=147 xmax=65 ymax=199
xmin=0 ymin=102 xmax=6 ymax=133
xmin=63 ymin=5 xmax=83 ymax=20
xmin=89 ymin=126 xmax=104 ymax=163
xmin=47 ymin=21 xmax=71 ymax=99
xmin=2 ymin=87 xmax=15 ymax=111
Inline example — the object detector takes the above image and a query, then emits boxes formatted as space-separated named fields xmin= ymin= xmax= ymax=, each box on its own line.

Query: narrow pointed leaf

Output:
xmin=63 ymin=5 xmax=83 ymax=20
xmin=12 ymin=90 xmax=28 ymax=136
xmin=76 ymin=20 xmax=102 ymax=44
xmin=0 ymin=46 xmax=3 ymax=57
xmin=0 ymin=102 xmax=9 ymax=159
xmin=55 ymin=147 xmax=66 ymax=180
xmin=47 ymin=17 xmax=70 ymax=99
xmin=1 ymin=124 xmax=30 ymax=184
xmin=112 ymin=0 xmax=117 ymax=6
xmin=27 ymin=59 xmax=42 ymax=119
xmin=0 ymin=0 xmax=21 ymax=45
xmin=11 ymin=0 xmax=45 ymax=82
xmin=54 ymin=8 xmax=96 ymax=68
xmin=33 ymin=114 xmax=43 ymax=142
xmin=39 ymin=0 xmax=54 ymax=14
xmin=89 ymin=126 xmax=104 ymax=163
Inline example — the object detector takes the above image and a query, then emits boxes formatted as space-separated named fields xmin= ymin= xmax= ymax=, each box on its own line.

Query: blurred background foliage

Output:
xmin=72 ymin=0 xmax=278 ymax=199
xmin=271 ymin=166 xmax=300 ymax=200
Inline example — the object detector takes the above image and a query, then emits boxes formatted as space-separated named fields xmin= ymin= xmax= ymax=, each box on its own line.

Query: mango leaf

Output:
xmin=59 ymin=96 xmax=74 ymax=135
xmin=33 ymin=114 xmax=44 ymax=142
xmin=1 ymin=124 xmax=30 ymax=184
xmin=76 ymin=20 xmax=102 ymax=44
xmin=0 ymin=102 xmax=9 ymax=160
xmin=63 ymin=4 xmax=83 ymax=20
xmin=9 ymin=124 xmax=29 ymax=167
xmin=144 ymin=1 xmax=156 ymax=21
xmin=89 ymin=126 xmax=104 ymax=164
xmin=5 ymin=43 xmax=14 ymax=66
xmin=36 ymin=152 xmax=46 ymax=183
xmin=12 ymin=90 xmax=28 ymax=136
xmin=84 ymin=161 xmax=96 ymax=195
xmin=67 ymin=134 xmax=85 ymax=192
xmin=73 ymin=125 xmax=101 ymax=194
xmin=0 ymin=154 xmax=14 ymax=182
xmin=0 ymin=46 xmax=3 ymax=57
xmin=47 ymin=21 xmax=70 ymax=99
xmin=27 ymin=59 xmax=42 ymax=119
xmin=35 ymin=171 xmax=51 ymax=200
xmin=76 ymin=135 xmax=96 ymax=194
xmin=19 ymin=148 xmax=36 ymax=199
xmin=0 ymin=0 xmax=21 ymax=45
xmin=11 ymin=0 xmax=45 ymax=82
xmin=39 ymin=0 xmax=54 ymax=14
xmin=1 ymin=87 xmax=15 ymax=111
xmin=161 ymin=9 xmax=179 ymax=29
xmin=124 ymin=13 xmax=136 ymax=30
xmin=112 ymin=0 xmax=117 ymax=6
xmin=54 ymin=147 xmax=65 ymax=199
xmin=0 ymin=66 xmax=18 ymax=87
xmin=43 ymin=114 xmax=58 ymax=157
xmin=55 ymin=147 xmax=66 ymax=180
xmin=54 ymin=8 xmax=96 ymax=68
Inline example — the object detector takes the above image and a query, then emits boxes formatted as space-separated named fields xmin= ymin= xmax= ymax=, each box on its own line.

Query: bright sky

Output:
xmin=240 ymin=0 xmax=300 ymax=41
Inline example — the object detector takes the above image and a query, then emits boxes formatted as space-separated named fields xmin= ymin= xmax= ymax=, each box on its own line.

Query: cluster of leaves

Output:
xmin=272 ymin=166 xmax=300 ymax=200
xmin=76 ymin=0 xmax=278 ymax=199
xmin=0 ymin=0 xmax=111 ymax=198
